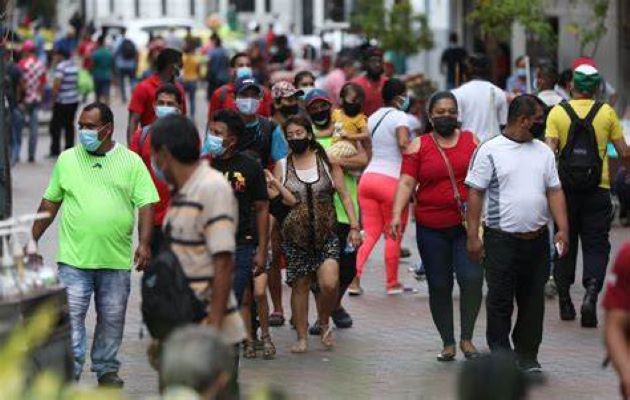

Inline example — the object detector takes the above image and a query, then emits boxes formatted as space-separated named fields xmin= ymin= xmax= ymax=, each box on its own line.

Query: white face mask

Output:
xmin=155 ymin=105 xmax=178 ymax=119
xmin=235 ymin=97 xmax=260 ymax=116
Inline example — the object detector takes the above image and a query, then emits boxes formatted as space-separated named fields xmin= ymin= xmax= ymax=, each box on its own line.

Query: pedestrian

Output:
xmin=207 ymin=52 xmax=273 ymax=118
xmin=323 ymin=55 xmax=359 ymax=106
xmin=275 ymin=115 xmax=362 ymax=353
xmin=555 ymin=69 xmax=572 ymax=101
xmin=206 ymin=34 xmax=230 ymax=101
xmin=306 ymin=88 xmax=369 ymax=331
xmin=205 ymin=109 xmax=276 ymax=360
xmin=329 ymin=83 xmax=370 ymax=158
xmin=50 ymin=47 xmax=80 ymax=157
xmin=546 ymin=62 xmax=629 ymax=327
xmin=440 ymin=32 xmax=468 ymax=90
xmin=150 ymin=114 xmax=245 ymax=397
xmin=391 ymin=91 xmax=482 ymax=361
xmin=6 ymin=49 xmax=24 ymax=166
xmin=160 ymin=326 xmax=236 ymax=400
xmin=18 ymin=39 xmax=46 ymax=163
xmin=536 ymin=63 xmax=563 ymax=108
xmin=465 ymin=94 xmax=569 ymax=373
xmin=90 ymin=35 xmax=114 ymax=104
xmin=271 ymin=81 xmax=302 ymax=126
xmin=506 ymin=56 xmax=529 ymax=95
xmin=129 ymin=84 xmax=183 ymax=255
xmin=31 ymin=102 xmax=159 ymax=386
xmin=127 ymin=48 xmax=186 ymax=144
xmin=603 ymin=242 xmax=630 ymax=399
xmin=114 ymin=29 xmax=138 ymax=103
xmin=293 ymin=70 xmax=316 ymax=93
xmin=352 ymin=78 xmax=411 ymax=296
xmin=182 ymin=42 xmax=201 ymax=119
xmin=452 ymin=54 xmax=508 ymax=142
xmin=351 ymin=47 xmax=388 ymax=116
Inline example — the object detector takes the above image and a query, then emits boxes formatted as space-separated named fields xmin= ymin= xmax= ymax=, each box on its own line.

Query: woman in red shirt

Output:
xmin=391 ymin=91 xmax=483 ymax=361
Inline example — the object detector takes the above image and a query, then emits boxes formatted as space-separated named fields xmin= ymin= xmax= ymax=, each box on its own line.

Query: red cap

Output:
xmin=572 ymin=56 xmax=597 ymax=71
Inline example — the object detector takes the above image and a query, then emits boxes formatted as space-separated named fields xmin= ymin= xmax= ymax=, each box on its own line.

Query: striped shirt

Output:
xmin=54 ymin=59 xmax=79 ymax=104
xmin=163 ymin=161 xmax=244 ymax=344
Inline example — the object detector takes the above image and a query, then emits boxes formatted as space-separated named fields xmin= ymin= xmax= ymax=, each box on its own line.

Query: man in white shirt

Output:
xmin=465 ymin=95 xmax=569 ymax=373
xmin=452 ymin=54 xmax=508 ymax=142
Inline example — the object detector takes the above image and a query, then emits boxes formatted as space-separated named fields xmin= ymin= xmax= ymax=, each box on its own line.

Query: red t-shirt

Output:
xmin=128 ymin=74 xmax=187 ymax=127
xmin=129 ymin=125 xmax=170 ymax=227
xmin=603 ymin=243 xmax=630 ymax=311
xmin=207 ymin=82 xmax=273 ymax=120
xmin=352 ymin=74 xmax=388 ymax=117
xmin=401 ymin=131 xmax=477 ymax=229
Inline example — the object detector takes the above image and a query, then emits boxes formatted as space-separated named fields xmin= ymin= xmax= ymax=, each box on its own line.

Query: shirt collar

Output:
xmin=178 ymin=161 xmax=209 ymax=196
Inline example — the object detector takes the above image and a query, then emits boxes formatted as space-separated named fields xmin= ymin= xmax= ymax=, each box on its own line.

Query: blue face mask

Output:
xmin=516 ymin=68 xmax=527 ymax=78
xmin=79 ymin=128 xmax=103 ymax=152
xmin=236 ymin=67 xmax=253 ymax=79
xmin=155 ymin=105 xmax=178 ymax=119
xmin=399 ymin=95 xmax=411 ymax=112
xmin=201 ymin=132 xmax=225 ymax=157
xmin=151 ymin=156 xmax=167 ymax=182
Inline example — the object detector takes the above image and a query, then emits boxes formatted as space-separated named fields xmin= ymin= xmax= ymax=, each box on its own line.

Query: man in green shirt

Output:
xmin=32 ymin=102 xmax=158 ymax=387
xmin=90 ymin=36 xmax=114 ymax=104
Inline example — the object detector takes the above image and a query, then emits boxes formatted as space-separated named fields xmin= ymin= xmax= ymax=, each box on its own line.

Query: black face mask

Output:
xmin=530 ymin=121 xmax=545 ymax=139
xmin=309 ymin=109 xmax=331 ymax=127
xmin=288 ymin=138 xmax=310 ymax=154
xmin=280 ymin=104 xmax=299 ymax=118
xmin=342 ymin=102 xmax=362 ymax=117
xmin=432 ymin=116 xmax=459 ymax=137
xmin=366 ymin=67 xmax=383 ymax=80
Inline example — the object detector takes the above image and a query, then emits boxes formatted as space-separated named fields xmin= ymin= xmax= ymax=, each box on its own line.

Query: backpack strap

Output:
xmin=560 ymin=101 xmax=603 ymax=125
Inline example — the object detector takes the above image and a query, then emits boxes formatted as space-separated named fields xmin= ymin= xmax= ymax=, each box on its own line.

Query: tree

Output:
xmin=351 ymin=0 xmax=434 ymax=56
xmin=566 ymin=0 xmax=610 ymax=57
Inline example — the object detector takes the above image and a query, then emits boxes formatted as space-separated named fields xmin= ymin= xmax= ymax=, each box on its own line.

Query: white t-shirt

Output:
xmin=537 ymin=90 xmax=563 ymax=107
xmin=364 ymin=107 xmax=409 ymax=179
xmin=452 ymin=80 xmax=508 ymax=142
xmin=465 ymin=134 xmax=561 ymax=233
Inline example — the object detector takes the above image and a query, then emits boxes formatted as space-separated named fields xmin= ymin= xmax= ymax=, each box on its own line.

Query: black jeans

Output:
xmin=417 ymin=224 xmax=483 ymax=346
xmin=554 ymin=188 xmax=612 ymax=294
xmin=50 ymin=102 xmax=78 ymax=156
xmin=484 ymin=227 xmax=550 ymax=362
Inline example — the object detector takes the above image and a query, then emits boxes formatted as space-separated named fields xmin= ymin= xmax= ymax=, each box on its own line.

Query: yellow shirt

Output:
xmin=546 ymin=99 xmax=623 ymax=189
xmin=182 ymin=53 xmax=200 ymax=81
xmin=331 ymin=109 xmax=368 ymax=140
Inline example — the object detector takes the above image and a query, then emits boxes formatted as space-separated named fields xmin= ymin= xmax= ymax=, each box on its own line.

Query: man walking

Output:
xmin=546 ymin=62 xmax=629 ymax=327
xmin=50 ymin=47 xmax=80 ymax=157
xmin=114 ymin=29 xmax=138 ymax=103
xmin=32 ymin=102 xmax=158 ymax=386
xmin=352 ymin=47 xmax=388 ymax=117
xmin=466 ymin=95 xmax=569 ymax=373
xmin=18 ymin=39 xmax=46 ymax=163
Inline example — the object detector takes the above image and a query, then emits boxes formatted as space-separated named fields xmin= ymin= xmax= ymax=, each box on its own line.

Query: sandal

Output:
xmin=269 ymin=312 xmax=285 ymax=327
xmin=320 ymin=323 xmax=335 ymax=349
xmin=437 ymin=346 xmax=456 ymax=362
xmin=261 ymin=334 xmax=276 ymax=360
xmin=243 ymin=339 xmax=257 ymax=359
xmin=460 ymin=341 xmax=479 ymax=360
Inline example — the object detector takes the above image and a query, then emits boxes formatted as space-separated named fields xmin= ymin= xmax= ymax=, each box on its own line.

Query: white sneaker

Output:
xmin=386 ymin=285 xmax=404 ymax=295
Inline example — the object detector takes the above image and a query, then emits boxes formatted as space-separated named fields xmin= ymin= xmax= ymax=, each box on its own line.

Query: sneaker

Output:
xmin=544 ymin=278 xmax=558 ymax=299
xmin=519 ymin=359 xmax=543 ymax=374
xmin=413 ymin=261 xmax=426 ymax=281
xmin=332 ymin=307 xmax=353 ymax=329
xmin=308 ymin=321 xmax=322 ymax=336
xmin=386 ymin=284 xmax=404 ymax=295
xmin=559 ymin=295 xmax=576 ymax=321
xmin=400 ymin=247 xmax=411 ymax=259
xmin=98 ymin=372 xmax=124 ymax=388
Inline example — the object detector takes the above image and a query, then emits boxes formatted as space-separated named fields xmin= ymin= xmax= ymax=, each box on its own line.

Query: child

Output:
xmin=328 ymin=82 xmax=369 ymax=159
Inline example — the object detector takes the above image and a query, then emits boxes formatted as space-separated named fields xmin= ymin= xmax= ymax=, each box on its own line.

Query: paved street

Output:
xmin=12 ymin=95 xmax=627 ymax=399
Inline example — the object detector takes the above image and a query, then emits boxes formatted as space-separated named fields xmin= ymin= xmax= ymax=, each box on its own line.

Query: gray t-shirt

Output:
xmin=465 ymin=134 xmax=561 ymax=233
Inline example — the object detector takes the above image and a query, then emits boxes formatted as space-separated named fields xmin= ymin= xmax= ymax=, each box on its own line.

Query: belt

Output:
xmin=485 ymin=226 xmax=547 ymax=241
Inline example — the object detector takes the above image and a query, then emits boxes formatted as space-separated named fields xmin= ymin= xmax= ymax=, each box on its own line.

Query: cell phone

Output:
xmin=555 ymin=242 xmax=564 ymax=256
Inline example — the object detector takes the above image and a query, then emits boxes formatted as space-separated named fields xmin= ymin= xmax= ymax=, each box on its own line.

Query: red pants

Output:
xmin=356 ymin=173 xmax=408 ymax=289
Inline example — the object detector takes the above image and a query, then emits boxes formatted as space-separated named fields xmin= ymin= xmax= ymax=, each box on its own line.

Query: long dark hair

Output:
xmin=282 ymin=114 xmax=331 ymax=169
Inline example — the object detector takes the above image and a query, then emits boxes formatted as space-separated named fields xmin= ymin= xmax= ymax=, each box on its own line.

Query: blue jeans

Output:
xmin=232 ymin=244 xmax=255 ymax=306
xmin=10 ymin=107 xmax=24 ymax=165
xmin=416 ymin=224 xmax=483 ymax=346
xmin=24 ymin=103 xmax=39 ymax=161
xmin=58 ymin=264 xmax=131 ymax=380
xmin=183 ymin=80 xmax=197 ymax=119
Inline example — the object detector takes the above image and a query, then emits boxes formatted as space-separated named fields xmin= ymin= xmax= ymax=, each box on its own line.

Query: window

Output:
xmin=134 ymin=0 xmax=140 ymax=17
xmin=265 ymin=0 xmax=271 ymax=13
xmin=190 ymin=0 xmax=195 ymax=16
xmin=161 ymin=0 xmax=167 ymax=15
xmin=232 ymin=0 xmax=254 ymax=12
xmin=325 ymin=0 xmax=345 ymax=22
xmin=109 ymin=0 xmax=114 ymax=13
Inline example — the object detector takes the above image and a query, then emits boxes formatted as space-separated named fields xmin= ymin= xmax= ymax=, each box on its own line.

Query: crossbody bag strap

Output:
xmin=430 ymin=134 xmax=465 ymax=219
xmin=370 ymin=109 xmax=395 ymax=138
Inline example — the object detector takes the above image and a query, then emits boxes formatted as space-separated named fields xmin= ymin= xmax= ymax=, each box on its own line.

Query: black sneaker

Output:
xmin=400 ymin=247 xmax=411 ymax=259
xmin=559 ymin=295 xmax=576 ymax=321
xmin=519 ymin=359 xmax=542 ymax=374
xmin=332 ymin=307 xmax=353 ymax=329
xmin=98 ymin=372 xmax=124 ymax=388
xmin=581 ymin=291 xmax=598 ymax=328
xmin=308 ymin=321 xmax=322 ymax=336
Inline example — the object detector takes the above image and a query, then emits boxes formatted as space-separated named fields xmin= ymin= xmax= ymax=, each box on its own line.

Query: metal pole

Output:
xmin=0 ymin=6 xmax=12 ymax=219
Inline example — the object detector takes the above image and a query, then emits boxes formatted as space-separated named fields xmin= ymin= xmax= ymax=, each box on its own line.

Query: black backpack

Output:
xmin=557 ymin=101 xmax=604 ymax=193
xmin=141 ymin=230 xmax=207 ymax=340
xmin=242 ymin=118 xmax=275 ymax=168
xmin=120 ymin=39 xmax=137 ymax=60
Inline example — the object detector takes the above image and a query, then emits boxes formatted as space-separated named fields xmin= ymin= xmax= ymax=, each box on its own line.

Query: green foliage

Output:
xmin=467 ymin=0 xmax=555 ymax=47
xmin=351 ymin=0 xmax=434 ymax=55
xmin=566 ymin=0 xmax=610 ymax=56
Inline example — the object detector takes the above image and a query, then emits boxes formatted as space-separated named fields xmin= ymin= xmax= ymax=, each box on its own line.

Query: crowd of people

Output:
xmin=7 ymin=20 xmax=629 ymax=399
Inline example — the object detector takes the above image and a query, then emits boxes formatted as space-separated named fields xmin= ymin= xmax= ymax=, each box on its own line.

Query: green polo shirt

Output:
xmin=44 ymin=144 xmax=158 ymax=269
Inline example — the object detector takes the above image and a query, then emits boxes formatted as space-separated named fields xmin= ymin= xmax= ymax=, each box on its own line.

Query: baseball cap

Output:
xmin=571 ymin=56 xmax=597 ymax=71
xmin=304 ymin=88 xmax=331 ymax=107
xmin=22 ymin=40 xmax=35 ymax=52
xmin=234 ymin=76 xmax=262 ymax=96
xmin=271 ymin=81 xmax=303 ymax=99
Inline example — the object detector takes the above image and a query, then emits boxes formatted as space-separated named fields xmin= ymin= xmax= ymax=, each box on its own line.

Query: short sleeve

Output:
xmin=355 ymin=114 xmax=368 ymax=130
xmin=393 ymin=110 xmax=410 ymax=129
xmin=208 ymin=88 xmax=221 ymax=119
xmin=271 ymin=125 xmax=289 ymax=162
xmin=400 ymin=147 xmax=420 ymax=179
xmin=128 ymin=83 xmax=147 ymax=115
xmin=545 ymin=105 xmax=562 ymax=140
xmin=465 ymin=146 xmax=492 ymax=190
xmin=131 ymin=157 xmax=159 ymax=208
xmin=543 ymin=147 xmax=562 ymax=190
xmin=202 ymin=179 xmax=238 ymax=255
xmin=603 ymin=243 xmax=630 ymax=311
xmin=605 ymin=105 xmax=623 ymax=141
xmin=43 ymin=160 xmax=64 ymax=202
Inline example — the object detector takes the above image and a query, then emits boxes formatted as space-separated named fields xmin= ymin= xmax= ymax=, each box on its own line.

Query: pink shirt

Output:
xmin=323 ymin=68 xmax=347 ymax=106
